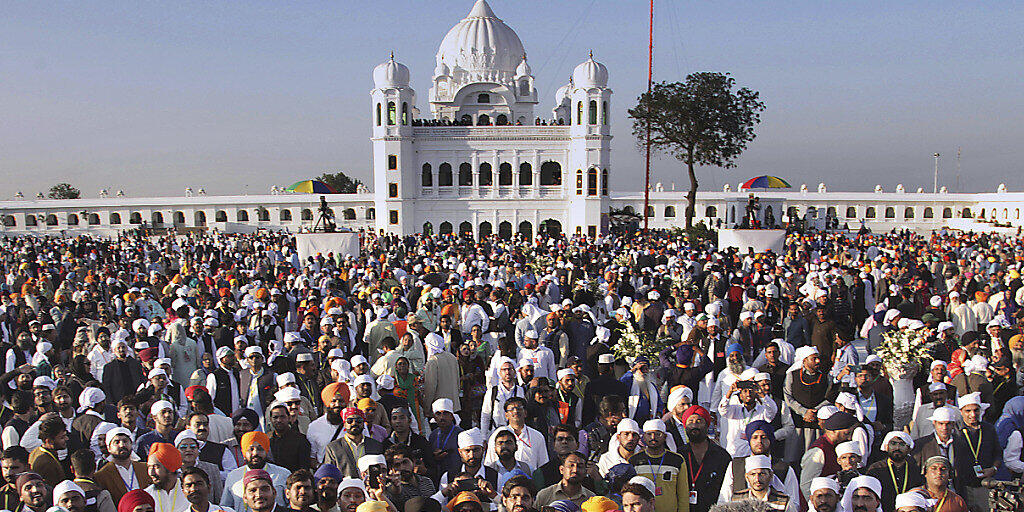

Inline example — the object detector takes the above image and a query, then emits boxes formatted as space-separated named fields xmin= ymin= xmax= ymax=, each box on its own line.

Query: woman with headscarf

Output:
xmin=456 ymin=339 xmax=486 ymax=428
xmin=995 ymin=396 xmax=1024 ymax=480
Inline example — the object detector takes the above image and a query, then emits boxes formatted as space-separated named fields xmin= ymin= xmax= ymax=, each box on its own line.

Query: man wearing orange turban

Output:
xmin=222 ymin=431 xmax=290 ymax=510
xmin=144 ymin=443 xmax=186 ymax=512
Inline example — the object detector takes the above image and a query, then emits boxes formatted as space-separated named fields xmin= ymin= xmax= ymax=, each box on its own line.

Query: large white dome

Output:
xmin=436 ymin=0 xmax=526 ymax=77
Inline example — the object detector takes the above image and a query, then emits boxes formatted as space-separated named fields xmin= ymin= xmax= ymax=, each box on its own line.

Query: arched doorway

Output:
xmin=498 ymin=221 xmax=512 ymax=239
xmin=539 ymin=219 xmax=562 ymax=236
xmin=479 ymin=221 xmax=492 ymax=239
xmin=439 ymin=221 xmax=453 ymax=235
xmin=459 ymin=221 xmax=473 ymax=238
xmin=422 ymin=222 xmax=433 ymax=235
xmin=195 ymin=211 xmax=207 ymax=226
xmin=518 ymin=221 xmax=533 ymax=239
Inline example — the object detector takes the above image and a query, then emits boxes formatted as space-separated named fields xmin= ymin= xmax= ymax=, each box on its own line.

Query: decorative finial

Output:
xmin=589 ymin=49 xmax=593 ymax=59
xmin=390 ymin=51 xmax=394 ymax=60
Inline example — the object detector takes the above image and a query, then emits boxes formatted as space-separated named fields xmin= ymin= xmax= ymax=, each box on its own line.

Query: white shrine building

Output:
xmin=2 ymin=0 xmax=1024 ymax=238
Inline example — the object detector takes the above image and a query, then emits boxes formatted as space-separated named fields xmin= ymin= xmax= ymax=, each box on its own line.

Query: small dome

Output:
xmin=572 ymin=52 xmax=608 ymax=88
xmin=554 ymin=83 xmax=571 ymax=104
xmin=373 ymin=54 xmax=410 ymax=88
xmin=515 ymin=55 xmax=531 ymax=78
xmin=434 ymin=59 xmax=450 ymax=77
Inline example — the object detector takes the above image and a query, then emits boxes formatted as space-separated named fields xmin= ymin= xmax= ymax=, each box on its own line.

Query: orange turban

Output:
xmin=976 ymin=291 xmax=989 ymax=302
xmin=147 ymin=442 xmax=182 ymax=472
xmin=255 ymin=288 xmax=269 ymax=300
xmin=240 ymin=431 xmax=270 ymax=453
xmin=356 ymin=398 xmax=378 ymax=411
xmin=321 ymin=382 xmax=350 ymax=407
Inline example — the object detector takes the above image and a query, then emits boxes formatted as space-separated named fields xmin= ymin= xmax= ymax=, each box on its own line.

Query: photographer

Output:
xmin=717 ymin=377 xmax=776 ymax=457
xmin=381 ymin=444 xmax=435 ymax=510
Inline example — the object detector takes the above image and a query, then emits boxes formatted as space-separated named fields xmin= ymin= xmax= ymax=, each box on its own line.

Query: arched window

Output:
xmin=645 ymin=206 xmax=654 ymax=217
xmin=366 ymin=208 xmax=375 ymax=220
xmin=421 ymin=163 xmax=433 ymax=187
xmin=439 ymin=163 xmax=453 ymax=186
xmin=576 ymin=101 xmax=583 ymax=125
xmin=459 ymin=221 xmax=473 ymax=238
xmin=539 ymin=219 xmax=562 ymax=236
xmin=602 ymin=101 xmax=608 ymax=125
xmin=903 ymin=207 xmax=914 ymax=219
xmin=401 ymin=102 xmax=408 ymax=125
xmin=519 ymin=81 xmax=529 ymax=96
xmin=460 ymin=114 xmax=472 ymax=124
xmin=499 ymin=163 xmax=513 ymax=186
xmin=588 ymin=100 xmax=597 ymax=125
xmin=152 ymin=212 xmax=164 ymax=225
xmin=942 ymin=208 xmax=953 ymax=219
xmin=301 ymin=209 xmax=313 ymax=221
xmin=923 ymin=207 xmax=934 ymax=219
xmin=864 ymin=207 xmax=875 ymax=219
xmin=2 ymin=215 xmax=15 ymax=227
xmin=256 ymin=208 xmax=269 ymax=222
xmin=479 ymin=163 xmax=492 ymax=186
xmin=884 ymin=207 xmax=895 ymax=219
xmin=706 ymin=205 xmax=717 ymax=217
xmin=479 ymin=221 xmax=492 ymax=239
xmin=387 ymin=102 xmax=396 ymax=125
xmin=496 ymin=114 xmax=508 ymax=126
xmin=962 ymin=208 xmax=972 ymax=218
xmin=477 ymin=114 xmax=490 ymax=126
xmin=130 ymin=212 xmax=142 ymax=224
xmin=67 ymin=214 xmax=79 ymax=226
xmin=25 ymin=215 xmax=37 ymax=227
xmin=826 ymin=206 xmax=837 ymax=219
xmin=280 ymin=209 xmax=292 ymax=221
xmin=477 ymin=93 xmax=490 ymax=103
xmin=540 ymin=161 xmax=561 ymax=186
xmin=806 ymin=206 xmax=817 ymax=219
xmin=422 ymin=222 xmax=433 ymax=235
xmin=173 ymin=211 xmax=185 ymax=224
xmin=459 ymin=163 xmax=472 ymax=186
xmin=1004 ymin=208 xmax=1010 ymax=219
xmin=846 ymin=206 xmax=857 ymax=218
xmin=439 ymin=221 xmax=453 ymax=235
xmin=109 ymin=212 xmax=121 ymax=225
xmin=601 ymin=169 xmax=609 ymax=195
xmin=665 ymin=206 xmax=676 ymax=218
xmin=215 ymin=210 xmax=227 ymax=222
xmin=236 ymin=210 xmax=248 ymax=222
xmin=86 ymin=213 xmax=99 ymax=225
xmin=787 ymin=206 xmax=799 ymax=219
xmin=576 ymin=169 xmax=583 ymax=195
xmin=587 ymin=168 xmax=598 ymax=196
xmin=343 ymin=208 xmax=356 ymax=220
xmin=519 ymin=163 xmax=533 ymax=186
xmin=195 ymin=211 xmax=206 ymax=226
xmin=623 ymin=205 xmax=635 ymax=215
xmin=375 ymin=103 xmax=381 ymax=126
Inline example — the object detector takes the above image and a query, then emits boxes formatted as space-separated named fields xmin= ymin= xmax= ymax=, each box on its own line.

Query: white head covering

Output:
xmin=667 ymin=386 xmax=692 ymax=412
xmin=53 ymin=480 xmax=85 ymax=501
xmin=106 ymin=426 xmax=135 ymax=447
xmin=556 ymin=368 xmax=576 ymax=380
xmin=433 ymin=398 xmax=454 ymax=414
xmin=628 ymin=476 xmax=656 ymax=496
xmin=642 ymin=419 xmax=666 ymax=433
xmin=881 ymin=431 xmax=914 ymax=451
xmin=616 ymin=418 xmax=641 ymax=434
xmin=929 ymin=406 xmax=959 ymax=422
xmin=151 ymin=400 xmax=174 ymax=416
xmin=836 ymin=441 xmax=861 ymax=457
xmin=958 ymin=391 xmax=990 ymax=411
xmin=356 ymin=454 xmax=386 ymax=474
xmin=894 ymin=492 xmax=931 ymax=511
xmin=745 ymin=455 xmax=772 ymax=472
xmin=424 ymin=333 xmax=444 ymax=356
xmin=810 ymin=477 xmax=841 ymax=495
xmin=457 ymin=428 xmax=484 ymax=449
xmin=789 ymin=346 xmax=819 ymax=373
xmin=841 ymin=476 xmax=883 ymax=512
xmin=174 ymin=430 xmax=199 ymax=447
xmin=77 ymin=388 xmax=106 ymax=413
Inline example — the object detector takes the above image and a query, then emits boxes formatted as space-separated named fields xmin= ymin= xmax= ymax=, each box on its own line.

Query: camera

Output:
xmin=455 ymin=479 xmax=478 ymax=492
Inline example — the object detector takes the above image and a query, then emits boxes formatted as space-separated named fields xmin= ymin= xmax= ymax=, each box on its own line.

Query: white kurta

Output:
xmin=483 ymin=425 xmax=548 ymax=473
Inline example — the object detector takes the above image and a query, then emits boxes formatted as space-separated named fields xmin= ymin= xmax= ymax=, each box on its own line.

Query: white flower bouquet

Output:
xmin=612 ymin=321 xmax=672 ymax=363
xmin=876 ymin=329 xmax=929 ymax=378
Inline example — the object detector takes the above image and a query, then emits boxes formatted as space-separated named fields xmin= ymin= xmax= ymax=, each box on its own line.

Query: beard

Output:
xmin=247 ymin=454 xmax=267 ymax=469
xmin=888 ymin=451 xmax=906 ymax=462
xmin=728 ymin=361 xmax=745 ymax=375
xmin=814 ymin=500 xmax=836 ymax=512
xmin=685 ymin=426 xmax=706 ymax=440
xmin=326 ymin=409 xmax=342 ymax=424
xmin=319 ymin=488 xmax=337 ymax=503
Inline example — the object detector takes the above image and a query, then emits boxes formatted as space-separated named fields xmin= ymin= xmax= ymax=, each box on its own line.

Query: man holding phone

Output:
xmin=717 ymin=376 xmax=776 ymax=457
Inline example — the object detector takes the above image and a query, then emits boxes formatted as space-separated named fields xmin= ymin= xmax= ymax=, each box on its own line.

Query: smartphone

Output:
xmin=366 ymin=465 xmax=384 ymax=490
xmin=455 ymin=479 xmax=477 ymax=492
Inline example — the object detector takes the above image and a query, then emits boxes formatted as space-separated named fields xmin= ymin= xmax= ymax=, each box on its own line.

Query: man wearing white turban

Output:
xmin=422 ymin=332 xmax=461 ymax=415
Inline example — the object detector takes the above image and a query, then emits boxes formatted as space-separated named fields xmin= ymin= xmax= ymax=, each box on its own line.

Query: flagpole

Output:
xmin=643 ymin=0 xmax=654 ymax=233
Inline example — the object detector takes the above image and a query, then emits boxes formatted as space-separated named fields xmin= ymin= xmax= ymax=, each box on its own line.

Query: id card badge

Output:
xmin=689 ymin=491 xmax=698 ymax=504
xmin=655 ymin=486 xmax=664 ymax=496
xmin=974 ymin=464 xmax=985 ymax=478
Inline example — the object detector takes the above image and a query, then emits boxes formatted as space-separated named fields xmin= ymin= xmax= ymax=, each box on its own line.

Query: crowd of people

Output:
xmin=0 ymin=227 xmax=1022 ymax=512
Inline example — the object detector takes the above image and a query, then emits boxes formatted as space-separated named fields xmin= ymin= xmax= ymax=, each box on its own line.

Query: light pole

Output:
xmin=933 ymin=153 xmax=940 ymax=193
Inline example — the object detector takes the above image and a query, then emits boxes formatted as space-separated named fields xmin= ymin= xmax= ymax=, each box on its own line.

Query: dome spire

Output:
xmin=468 ymin=0 xmax=496 ymax=18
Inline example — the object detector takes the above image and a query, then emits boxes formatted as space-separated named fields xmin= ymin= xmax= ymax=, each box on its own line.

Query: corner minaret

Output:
xmin=566 ymin=52 xmax=612 ymax=237
xmin=370 ymin=53 xmax=417 ymax=234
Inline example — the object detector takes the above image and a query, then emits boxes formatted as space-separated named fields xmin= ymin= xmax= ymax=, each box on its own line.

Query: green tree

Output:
xmin=47 ymin=183 xmax=81 ymax=199
xmin=317 ymin=171 xmax=363 ymax=194
xmin=628 ymin=73 xmax=765 ymax=229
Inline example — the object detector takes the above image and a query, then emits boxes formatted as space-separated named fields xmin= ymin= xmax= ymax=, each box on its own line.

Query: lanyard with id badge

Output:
xmin=963 ymin=428 xmax=985 ymax=477
xmin=685 ymin=452 xmax=702 ymax=504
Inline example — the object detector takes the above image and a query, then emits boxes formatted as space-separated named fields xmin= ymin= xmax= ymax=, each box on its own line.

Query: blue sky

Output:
xmin=2 ymin=1 xmax=1021 ymax=198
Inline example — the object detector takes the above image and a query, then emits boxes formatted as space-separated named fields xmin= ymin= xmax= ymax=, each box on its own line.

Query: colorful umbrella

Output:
xmin=740 ymin=175 xmax=791 ymax=189
xmin=285 ymin=180 xmax=338 ymax=194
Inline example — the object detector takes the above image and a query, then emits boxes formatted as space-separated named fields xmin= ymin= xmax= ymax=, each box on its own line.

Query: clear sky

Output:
xmin=2 ymin=1 xmax=1021 ymax=199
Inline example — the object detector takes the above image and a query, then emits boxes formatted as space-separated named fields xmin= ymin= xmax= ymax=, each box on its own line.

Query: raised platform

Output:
xmin=716 ymin=228 xmax=786 ymax=253
xmin=295 ymin=232 xmax=360 ymax=263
